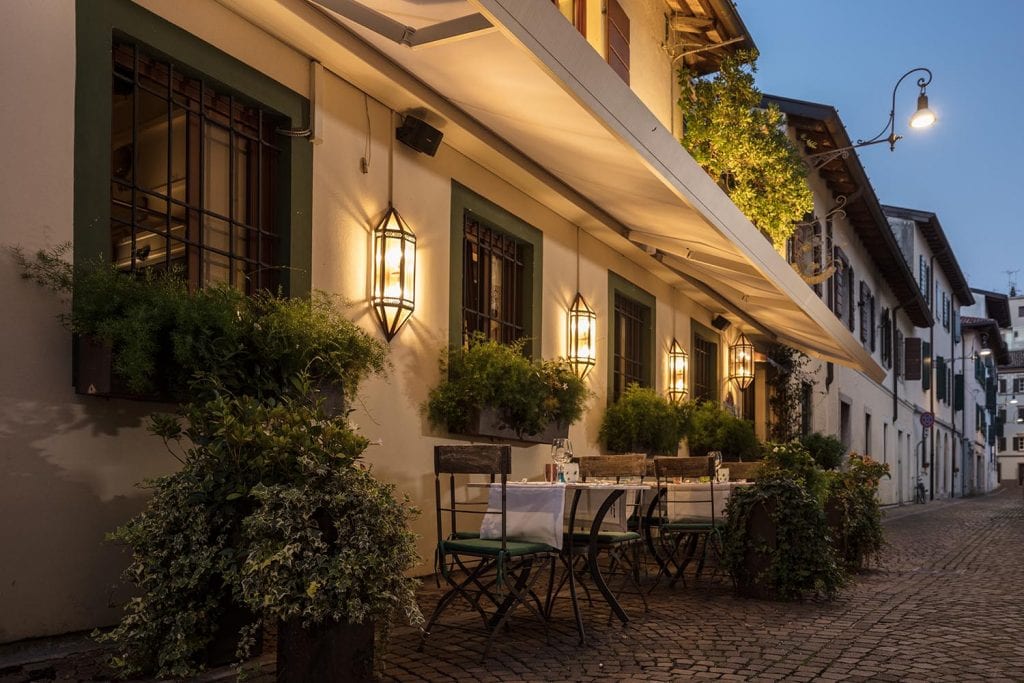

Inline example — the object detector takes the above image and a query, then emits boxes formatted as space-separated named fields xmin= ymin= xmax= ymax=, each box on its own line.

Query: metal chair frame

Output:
xmin=419 ymin=445 xmax=557 ymax=659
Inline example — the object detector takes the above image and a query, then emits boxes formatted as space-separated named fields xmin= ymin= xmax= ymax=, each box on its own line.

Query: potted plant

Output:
xmin=687 ymin=400 xmax=762 ymax=461
xmin=598 ymin=384 xmax=691 ymax=455
xmin=722 ymin=441 xmax=844 ymax=600
xmin=14 ymin=247 xmax=420 ymax=680
xmin=824 ymin=453 xmax=889 ymax=571
xmin=426 ymin=335 xmax=589 ymax=443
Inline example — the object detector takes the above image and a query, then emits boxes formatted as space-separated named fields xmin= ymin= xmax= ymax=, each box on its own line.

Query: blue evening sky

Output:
xmin=736 ymin=0 xmax=1024 ymax=295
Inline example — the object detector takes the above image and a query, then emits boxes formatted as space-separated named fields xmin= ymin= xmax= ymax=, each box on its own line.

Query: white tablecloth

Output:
xmin=480 ymin=483 xmax=566 ymax=549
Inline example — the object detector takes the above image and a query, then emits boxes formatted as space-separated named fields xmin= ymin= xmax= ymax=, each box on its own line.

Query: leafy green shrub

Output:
xmin=10 ymin=245 xmax=386 ymax=401
xmin=722 ymin=472 xmax=845 ymax=600
xmin=687 ymin=400 xmax=761 ymax=460
xmin=760 ymin=440 xmax=828 ymax=502
xmin=426 ymin=335 xmax=589 ymax=438
xmin=825 ymin=453 xmax=889 ymax=570
xmin=241 ymin=462 xmax=421 ymax=632
xmin=598 ymin=385 xmax=691 ymax=455
xmin=98 ymin=392 xmax=422 ymax=679
xmin=801 ymin=432 xmax=846 ymax=470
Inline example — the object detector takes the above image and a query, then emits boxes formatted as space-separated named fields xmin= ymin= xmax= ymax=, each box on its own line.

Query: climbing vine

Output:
xmin=678 ymin=50 xmax=813 ymax=248
xmin=765 ymin=343 xmax=812 ymax=442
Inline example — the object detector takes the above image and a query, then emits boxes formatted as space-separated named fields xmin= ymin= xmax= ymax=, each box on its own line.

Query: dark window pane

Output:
xmin=612 ymin=292 xmax=649 ymax=401
xmin=111 ymin=41 xmax=284 ymax=292
xmin=461 ymin=215 xmax=526 ymax=345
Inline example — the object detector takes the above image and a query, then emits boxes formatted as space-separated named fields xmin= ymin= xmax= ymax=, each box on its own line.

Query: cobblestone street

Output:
xmin=386 ymin=489 xmax=1024 ymax=682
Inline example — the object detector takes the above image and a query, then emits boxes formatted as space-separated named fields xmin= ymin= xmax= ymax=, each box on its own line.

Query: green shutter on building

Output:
xmin=936 ymin=356 xmax=946 ymax=401
xmin=954 ymin=373 xmax=964 ymax=411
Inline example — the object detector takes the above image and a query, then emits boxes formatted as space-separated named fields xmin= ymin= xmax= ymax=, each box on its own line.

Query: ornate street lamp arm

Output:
xmin=857 ymin=67 xmax=934 ymax=151
xmin=804 ymin=67 xmax=934 ymax=168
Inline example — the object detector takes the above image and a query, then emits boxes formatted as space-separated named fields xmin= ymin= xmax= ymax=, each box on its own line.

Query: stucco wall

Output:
xmin=0 ymin=0 xmax=184 ymax=643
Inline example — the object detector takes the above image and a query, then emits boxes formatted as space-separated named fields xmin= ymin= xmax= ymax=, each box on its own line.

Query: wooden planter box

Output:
xmin=453 ymin=407 xmax=569 ymax=445
xmin=277 ymin=618 xmax=375 ymax=683
xmin=735 ymin=498 xmax=779 ymax=600
xmin=73 ymin=335 xmax=172 ymax=401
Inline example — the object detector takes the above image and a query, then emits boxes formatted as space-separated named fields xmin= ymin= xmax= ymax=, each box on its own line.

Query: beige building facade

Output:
xmin=1 ymin=0 xmax=886 ymax=643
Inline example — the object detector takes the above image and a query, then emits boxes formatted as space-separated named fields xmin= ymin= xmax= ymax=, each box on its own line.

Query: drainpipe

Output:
xmin=946 ymin=313 xmax=954 ymax=499
xmin=961 ymin=337 xmax=968 ymax=496
xmin=929 ymin=255 xmax=937 ymax=501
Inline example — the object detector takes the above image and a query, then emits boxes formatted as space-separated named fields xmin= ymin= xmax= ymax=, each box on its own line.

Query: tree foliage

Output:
xmin=678 ymin=51 xmax=813 ymax=248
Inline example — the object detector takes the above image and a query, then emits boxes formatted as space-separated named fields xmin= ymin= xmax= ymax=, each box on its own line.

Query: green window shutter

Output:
xmin=922 ymin=342 xmax=932 ymax=390
xmin=987 ymin=379 xmax=997 ymax=411
xmin=936 ymin=356 xmax=946 ymax=401
xmin=954 ymin=373 xmax=964 ymax=411
xmin=904 ymin=337 xmax=922 ymax=381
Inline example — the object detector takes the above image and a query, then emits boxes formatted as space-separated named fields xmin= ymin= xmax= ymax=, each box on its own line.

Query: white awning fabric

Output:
xmin=217 ymin=0 xmax=884 ymax=381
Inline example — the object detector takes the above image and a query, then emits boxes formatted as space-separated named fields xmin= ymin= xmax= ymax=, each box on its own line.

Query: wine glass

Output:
xmin=551 ymin=438 xmax=574 ymax=481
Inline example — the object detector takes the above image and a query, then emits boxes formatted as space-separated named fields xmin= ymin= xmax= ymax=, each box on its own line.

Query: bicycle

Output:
xmin=913 ymin=478 xmax=927 ymax=504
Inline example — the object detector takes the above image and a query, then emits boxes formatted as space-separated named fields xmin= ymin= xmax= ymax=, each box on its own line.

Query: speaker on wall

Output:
xmin=396 ymin=115 xmax=443 ymax=157
xmin=711 ymin=315 xmax=731 ymax=331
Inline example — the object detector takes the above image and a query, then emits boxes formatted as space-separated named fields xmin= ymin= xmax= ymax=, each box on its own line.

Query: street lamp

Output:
xmin=808 ymin=67 xmax=935 ymax=168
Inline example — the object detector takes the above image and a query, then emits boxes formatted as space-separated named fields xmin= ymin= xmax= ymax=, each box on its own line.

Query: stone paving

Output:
xmin=384 ymin=489 xmax=1024 ymax=682
xmin=2 ymin=489 xmax=1022 ymax=681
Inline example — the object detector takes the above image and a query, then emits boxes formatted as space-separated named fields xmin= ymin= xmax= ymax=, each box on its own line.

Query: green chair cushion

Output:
xmin=442 ymin=537 xmax=554 ymax=557
xmin=662 ymin=518 xmax=716 ymax=531
xmin=566 ymin=530 xmax=641 ymax=544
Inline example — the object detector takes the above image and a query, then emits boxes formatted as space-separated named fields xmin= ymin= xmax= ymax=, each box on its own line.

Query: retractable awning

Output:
xmin=217 ymin=0 xmax=885 ymax=381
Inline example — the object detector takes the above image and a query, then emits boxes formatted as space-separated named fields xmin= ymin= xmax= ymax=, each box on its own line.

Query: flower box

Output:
xmin=457 ymin=407 xmax=568 ymax=445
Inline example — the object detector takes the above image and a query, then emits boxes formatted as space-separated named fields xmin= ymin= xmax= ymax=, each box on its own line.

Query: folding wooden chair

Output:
xmin=419 ymin=445 xmax=558 ymax=659
xmin=645 ymin=455 xmax=720 ymax=587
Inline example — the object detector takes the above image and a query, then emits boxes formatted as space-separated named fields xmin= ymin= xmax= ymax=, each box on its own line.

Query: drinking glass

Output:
xmin=551 ymin=438 xmax=574 ymax=481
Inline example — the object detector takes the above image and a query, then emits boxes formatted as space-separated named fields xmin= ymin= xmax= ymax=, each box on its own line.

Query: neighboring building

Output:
xmin=882 ymin=205 xmax=976 ymax=501
xmin=996 ymin=351 xmax=1024 ymax=485
xmin=962 ymin=289 xmax=1011 ymax=492
xmin=766 ymin=97 xmax=980 ymax=505
xmin=766 ymin=95 xmax=930 ymax=506
xmin=0 ymin=0 xmax=884 ymax=642
xmin=991 ymin=288 xmax=1024 ymax=485
xmin=959 ymin=317 xmax=1006 ymax=493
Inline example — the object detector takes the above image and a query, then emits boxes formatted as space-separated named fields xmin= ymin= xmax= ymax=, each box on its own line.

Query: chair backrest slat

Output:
xmin=654 ymin=455 xmax=714 ymax=480
xmin=726 ymin=461 xmax=762 ymax=481
xmin=577 ymin=453 xmax=647 ymax=480
xmin=435 ymin=444 xmax=511 ymax=475
xmin=433 ymin=445 xmax=512 ymax=550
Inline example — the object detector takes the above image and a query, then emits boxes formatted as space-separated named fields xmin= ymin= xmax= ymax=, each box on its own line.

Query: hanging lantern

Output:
xmin=371 ymin=205 xmax=416 ymax=341
xmin=729 ymin=332 xmax=755 ymax=390
xmin=567 ymin=292 xmax=596 ymax=379
xmin=667 ymin=339 xmax=688 ymax=402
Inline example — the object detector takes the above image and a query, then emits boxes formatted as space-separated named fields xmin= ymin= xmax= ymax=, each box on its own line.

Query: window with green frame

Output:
xmin=607 ymin=272 xmax=655 ymax=402
xmin=691 ymin=320 xmax=720 ymax=403
xmin=75 ymin=0 xmax=312 ymax=295
xmin=449 ymin=182 xmax=542 ymax=355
